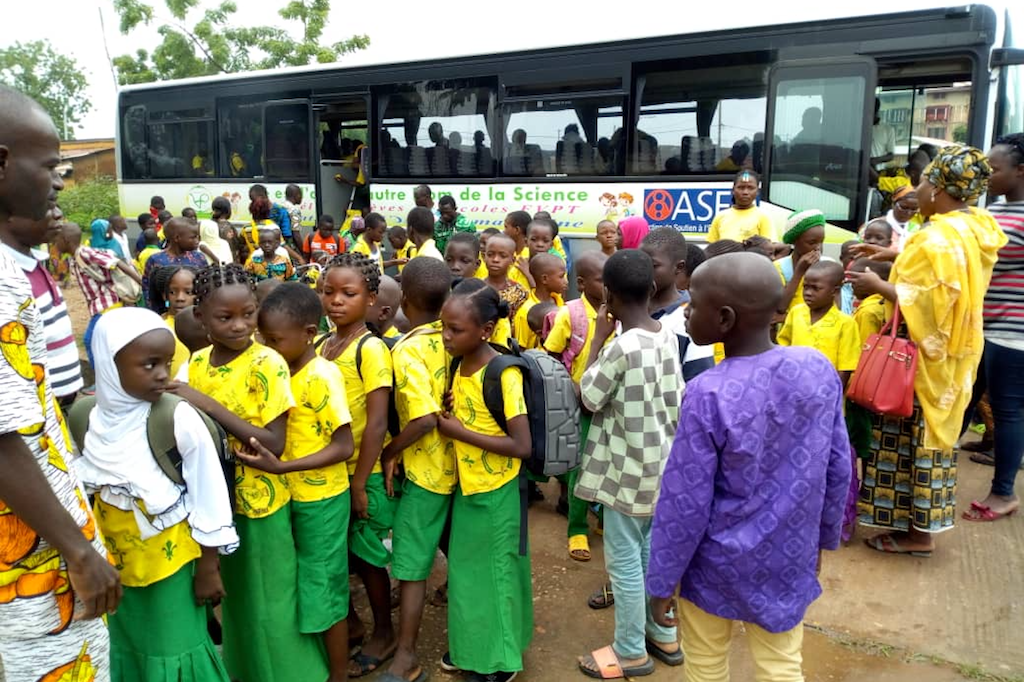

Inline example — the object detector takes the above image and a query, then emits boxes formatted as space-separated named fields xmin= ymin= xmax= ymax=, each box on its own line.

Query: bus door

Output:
xmin=762 ymin=57 xmax=877 ymax=232
xmin=313 ymin=96 xmax=370 ymax=222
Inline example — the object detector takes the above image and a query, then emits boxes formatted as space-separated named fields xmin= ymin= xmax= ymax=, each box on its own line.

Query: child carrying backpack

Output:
xmin=69 ymin=307 xmax=238 ymax=682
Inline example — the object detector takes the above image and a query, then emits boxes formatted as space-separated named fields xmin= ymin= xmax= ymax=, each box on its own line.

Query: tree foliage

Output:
xmin=59 ymin=177 xmax=120 ymax=232
xmin=0 ymin=40 xmax=91 ymax=139
xmin=111 ymin=0 xmax=369 ymax=85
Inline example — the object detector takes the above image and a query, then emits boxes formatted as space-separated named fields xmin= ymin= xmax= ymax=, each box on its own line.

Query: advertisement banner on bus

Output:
xmin=119 ymin=180 xmax=851 ymax=243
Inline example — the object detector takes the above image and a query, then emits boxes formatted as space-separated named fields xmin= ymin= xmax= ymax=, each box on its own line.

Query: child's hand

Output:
xmin=382 ymin=448 xmax=399 ymax=497
xmin=593 ymin=303 xmax=616 ymax=343
xmin=442 ymin=390 xmax=455 ymax=414
xmin=397 ymin=258 xmax=409 ymax=266
xmin=193 ymin=560 xmax=226 ymax=605
xmin=234 ymin=437 xmax=288 ymax=474
xmin=437 ymin=412 xmax=463 ymax=439
xmin=515 ymin=255 xmax=530 ymax=274
xmin=794 ymin=249 xmax=821 ymax=276
xmin=351 ymin=485 xmax=370 ymax=519
xmin=649 ymin=595 xmax=679 ymax=628
xmin=165 ymin=382 xmax=211 ymax=411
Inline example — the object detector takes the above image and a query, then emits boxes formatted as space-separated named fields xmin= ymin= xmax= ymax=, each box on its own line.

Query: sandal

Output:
xmin=430 ymin=582 xmax=448 ymax=607
xmin=962 ymin=500 xmax=1019 ymax=522
xmin=969 ymin=452 xmax=996 ymax=466
xmin=864 ymin=534 xmax=932 ymax=558
xmin=349 ymin=645 xmax=397 ymax=678
xmin=569 ymin=534 xmax=591 ymax=562
xmin=645 ymin=639 xmax=684 ymax=666
xmin=578 ymin=645 xmax=654 ymax=679
xmin=587 ymin=582 xmax=614 ymax=610
xmin=961 ymin=440 xmax=994 ymax=453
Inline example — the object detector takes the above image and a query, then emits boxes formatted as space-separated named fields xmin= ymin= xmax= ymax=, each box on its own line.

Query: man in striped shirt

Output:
xmin=0 ymin=207 xmax=83 ymax=407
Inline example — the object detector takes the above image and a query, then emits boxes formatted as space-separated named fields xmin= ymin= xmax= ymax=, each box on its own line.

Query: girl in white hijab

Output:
xmin=72 ymin=306 xmax=237 ymax=681
xmin=199 ymin=217 xmax=234 ymax=265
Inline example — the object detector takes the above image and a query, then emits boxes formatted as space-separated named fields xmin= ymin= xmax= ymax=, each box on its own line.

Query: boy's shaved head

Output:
xmin=806 ymin=259 xmax=845 ymax=288
xmin=692 ymin=252 xmax=783 ymax=324
xmin=529 ymin=253 xmax=564 ymax=279
xmin=574 ymin=250 xmax=607 ymax=280
xmin=377 ymin=275 xmax=402 ymax=309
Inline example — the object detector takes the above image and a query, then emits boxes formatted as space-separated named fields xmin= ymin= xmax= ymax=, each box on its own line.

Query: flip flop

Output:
xmin=349 ymin=647 xmax=396 ymax=678
xmin=587 ymin=582 xmax=614 ymax=610
xmin=578 ymin=645 xmax=654 ymax=679
xmin=864 ymin=534 xmax=932 ymax=558
xmin=569 ymin=534 xmax=591 ymax=562
xmin=961 ymin=440 xmax=994 ymax=453
xmin=969 ymin=452 xmax=996 ymax=466
xmin=439 ymin=652 xmax=460 ymax=673
xmin=645 ymin=639 xmax=684 ymax=666
xmin=376 ymin=670 xmax=429 ymax=682
xmin=962 ymin=500 xmax=1019 ymax=522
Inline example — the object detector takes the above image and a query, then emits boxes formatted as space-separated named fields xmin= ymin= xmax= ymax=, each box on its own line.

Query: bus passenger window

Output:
xmin=502 ymin=98 xmax=622 ymax=177
xmin=219 ymin=101 xmax=264 ymax=178
xmin=119 ymin=104 xmax=215 ymax=180
xmin=374 ymin=79 xmax=497 ymax=178
xmin=633 ymin=58 xmax=768 ymax=176
xmin=265 ymin=102 xmax=310 ymax=180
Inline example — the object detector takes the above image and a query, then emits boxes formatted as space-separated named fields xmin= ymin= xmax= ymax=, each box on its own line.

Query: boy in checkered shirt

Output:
xmin=575 ymin=249 xmax=683 ymax=678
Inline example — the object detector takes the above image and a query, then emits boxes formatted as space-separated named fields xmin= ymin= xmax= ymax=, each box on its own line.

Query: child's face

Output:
xmin=642 ymin=246 xmax=678 ymax=297
xmin=794 ymin=226 xmax=825 ymax=258
xmin=115 ymin=329 xmax=176 ymax=403
xmin=484 ymin=239 xmax=515 ymax=279
xmin=388 ymin=233 xmax=406 ymax=251
xmin=862 ymin=223 xmax=892 ymax=247
xmin=195 ymin=284 xmax=257 ymax=352
xmin=259 ymin=231 xmax=281 ymax=256
xmin=166 ymin=270 xmax=196 ymax=317
xmin=892 ymin=194 xmax=919 ymax=223
xmin=801 ymin=270 xmax=838 ymax=311
xmin=478 ymin=233 xmax=492 ymax=253
xmin=258 ymin=309 xmax=314 ymax=365
xmin=732 ymin=178 xmax=758 ymax=209
xmin=445 ymin=242 xmax=480 ymax=278
xmin=321 ymin=266 xmax=375 ymax=328
xmin=175 ymin=224 xmax=201 ymax=252
xmin=596 ymin=222 xmax=617 ymax=251
xmin=318 ymin=221 xmax=336 ymax=238
xmin=502 ymin=217 xmax=521 ymax=241
xmin=182 ymin=208 xmax=197 ymax=223
xmin=441 ymin=298 xmax=490 ymax=359
xmin=366 ymin=222 xmax=386 ymax=244
xmin=541 ymin=262 xmax=569 ymax=296
xmin=578 ymin=267 xmax=605 ymax=306
xmin=527 ymin=225 xmax=554 ymax=258
xmin=110 ymin=217 xmax=128 ymax=234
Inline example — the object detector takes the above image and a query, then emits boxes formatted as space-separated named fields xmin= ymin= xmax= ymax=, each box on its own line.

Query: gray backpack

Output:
xmin=449 ymin=340 xmax=581 ymax=478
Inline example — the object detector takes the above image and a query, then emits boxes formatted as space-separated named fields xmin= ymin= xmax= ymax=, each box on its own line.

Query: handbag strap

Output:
xmin=879 ymin=300 xmax=902 ymax=339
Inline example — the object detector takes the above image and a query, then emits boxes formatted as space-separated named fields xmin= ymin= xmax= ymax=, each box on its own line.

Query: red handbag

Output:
xmin=847 ymin=301 xmax=918 ymax=417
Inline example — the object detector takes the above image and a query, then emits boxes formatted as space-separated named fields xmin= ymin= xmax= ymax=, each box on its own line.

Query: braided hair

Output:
xmin=449 ymin=278 xmax=509 ymax=326
xmin=324 ymin=252 xmax=381 ymax=294
xmin=148 ymin=264 xmax=197 ymax=314
xmin=193 ymin=263 xmax=256 ymax=307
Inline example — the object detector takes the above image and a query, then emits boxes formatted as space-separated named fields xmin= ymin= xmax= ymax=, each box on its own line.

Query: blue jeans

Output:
xmin=984 ymin=341 xmax=1024 ymax=497
xmin=602 ymin=506 xmax=677 ymax=660
xmin=83 ymin=313 xmax=101 ymax=370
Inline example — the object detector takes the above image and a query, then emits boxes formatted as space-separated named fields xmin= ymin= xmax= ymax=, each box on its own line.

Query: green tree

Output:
xmin=111 ymin=0 xmax=369 ymax=85
xmin=59 ymin=177 xmax=120 ymax=233
xmin=953 ymin=124 xmax=968 ymax=144
xmin=0 ymin=40 xmax=90 ymax=139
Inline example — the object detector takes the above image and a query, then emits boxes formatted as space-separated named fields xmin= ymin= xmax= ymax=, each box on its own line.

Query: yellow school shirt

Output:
xmin=544 ymin=296 xmax=600 ymax=384
xmin=392 ymin=322 xmax=456 ymax=494
xmin=283 ymin=356 xmax=353 ymax=502
xmin=491 ymin=316 xmax=512 ymax=347
xmin=136 ymin=246 xmax=160 ymax=272
xmin=853 ymin=294 xmax=887 ymax=343
xmin=165 ymin=316 xmax=191 ymax=379
xmin=509 ymin=246 xmax=532 ymax=290
xmin=384 ymin=326 xmax=402 ymax=339
xmin=413 ymin=239 xmax=444 ymax=261
xmin=552 ymin=235 xmax=567 ymax=261
xmin=708 ymin=206 xmax=775 ymax=243
xmin=449 ymin=364 xmax=526 ymax=495
xmin=189 ymin=342 xmax=294 ymax=518
xmin=319 ymin=332 xmax=393 ymax=475
xmin=94 ymin=499 xmax=199 ymax=588
xmin=352 ymin=238 xmax=384 ymax=273
xmin=473 ymin=261 xmax=488 ymax=280
xmin=777 ymin=304 xmax=861 ymax=373
xmin=395 ymin=244 xmax=415 ymax=273
xmin=513 ymin=291 xmax=564 ymax=350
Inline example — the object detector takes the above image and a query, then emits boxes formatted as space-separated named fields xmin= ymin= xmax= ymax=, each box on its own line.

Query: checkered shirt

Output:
xmin=576 ymin=324 xmax=681 ymax=516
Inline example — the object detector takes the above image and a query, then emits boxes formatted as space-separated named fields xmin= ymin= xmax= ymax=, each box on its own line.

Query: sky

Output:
xmin=2 ymin=0 xmax=1019 ymax=139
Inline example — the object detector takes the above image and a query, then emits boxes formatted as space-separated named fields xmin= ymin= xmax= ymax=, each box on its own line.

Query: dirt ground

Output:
xmin=59 ymin=282 xmax=1024 ymax=681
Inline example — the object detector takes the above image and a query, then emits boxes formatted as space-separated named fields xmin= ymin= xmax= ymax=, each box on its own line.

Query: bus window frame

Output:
xmin=262 ymin=97 xmax=314 ymax=181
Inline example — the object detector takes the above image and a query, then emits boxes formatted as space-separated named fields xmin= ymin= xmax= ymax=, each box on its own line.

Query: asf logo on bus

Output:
xmin=644 ymin=188 xmax=732 ymax=232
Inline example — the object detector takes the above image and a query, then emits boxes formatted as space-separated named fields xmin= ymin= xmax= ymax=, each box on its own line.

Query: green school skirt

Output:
xmin=392 ymin=479 xmax=452 ymax=582
xmin=108 ymin=561 xmax=229 ymax=682
xmin=293 ymin=491 xmax=351 ymax=634
xmin=221 ymin=505 xmax=329 ymax=682
xmin=448 ymin=479 xmax=534 ymax=674
xmin=349 ymin=472 xmax=396 ymax=568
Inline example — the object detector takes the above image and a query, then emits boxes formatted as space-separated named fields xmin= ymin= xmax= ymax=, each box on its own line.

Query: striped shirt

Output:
xmin=983 ymin=202 xmax=1024 ymax=345
xmin=71 ymin=246 xmax=122 ymax=317
xmin=0 ymin=244 xmax=83 ymax=398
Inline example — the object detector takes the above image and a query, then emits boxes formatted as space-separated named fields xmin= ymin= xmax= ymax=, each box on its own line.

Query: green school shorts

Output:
xmin=293 ymin=491 xmax=351 ymax=633
xmin=348 ymin=472 xmax=396 ymax=568
xmin=392 ymin=479 xmax=452 ymax=582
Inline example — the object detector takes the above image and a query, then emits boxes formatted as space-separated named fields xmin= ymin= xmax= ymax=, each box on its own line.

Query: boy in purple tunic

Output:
xmin=646 ymin=252 xmax=851 ymax=680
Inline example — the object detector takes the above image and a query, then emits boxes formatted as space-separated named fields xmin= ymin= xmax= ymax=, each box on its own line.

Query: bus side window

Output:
xmin=219 ymin=101 xmax=264 ymax=178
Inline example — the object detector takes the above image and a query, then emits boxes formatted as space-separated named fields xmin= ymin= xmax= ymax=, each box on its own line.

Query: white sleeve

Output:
xmin=173 ymin=402 xmax=239 ymax=553
xmin=174 ymin=360 xmax=190 ymax=384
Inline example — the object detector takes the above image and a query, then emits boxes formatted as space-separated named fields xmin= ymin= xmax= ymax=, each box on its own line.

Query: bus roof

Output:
xmin=118 ymin=3 xmax=1005 ymax=96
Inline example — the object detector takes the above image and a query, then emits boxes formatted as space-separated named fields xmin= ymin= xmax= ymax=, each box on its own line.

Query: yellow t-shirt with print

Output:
xmin=491 ymin=316 xmax=512 ymax=347
xmin=509 ymin=247 xmax=532 ymax=290
xmin=351 ymin=238 xmax=384 ymax=273
xmin=93 ymin=500 xmax=199 ymax=588
xmin=284 ymin=355 xmax=353 ymax=502
xmin=165 ymin=316 xmax=191 ymax=379
xmin=319 ymin=331 xmax=393 ymax=475
xmin=707 ymin=206 xmax=775 ymax=243
xmin=544 ymin=295 xmax=601 ymax=384
xmin=189 ymin=342 xmax=294 ymax=519
xmin=777 ymin=303 xmax=861 ymax=373
xmin=392 ymin=321 xmax=456 ymax=494
xmin=513 ymin=291 xmax=564 ymax=350
xmin=853 ymin=294 xmax=887 ymax=343
xmin=449 ymin=364 xmax=526 ymax=495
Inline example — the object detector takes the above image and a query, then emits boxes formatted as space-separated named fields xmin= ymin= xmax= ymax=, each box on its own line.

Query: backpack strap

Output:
xmin=66 ymin=395 xmax=97 ymax=453
xmin=314 ymin=332 xmax=332 ymax=351
xmin=353 ymin=331 xmax=374 ymax=381
xmin=146 ymin=394 xmax=186 ymax=485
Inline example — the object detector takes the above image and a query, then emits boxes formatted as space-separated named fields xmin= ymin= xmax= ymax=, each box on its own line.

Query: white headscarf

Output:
xmin=200 ymin=219 xmax=234 ymax=265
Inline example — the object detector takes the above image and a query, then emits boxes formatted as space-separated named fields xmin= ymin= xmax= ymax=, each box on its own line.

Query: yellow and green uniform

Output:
xmin=513 ymin=291 xmax=564 ymax=350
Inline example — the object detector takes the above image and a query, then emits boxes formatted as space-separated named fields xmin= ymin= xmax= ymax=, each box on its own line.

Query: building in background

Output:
xmin=59 ymin=138 xmax=115 ymax=187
